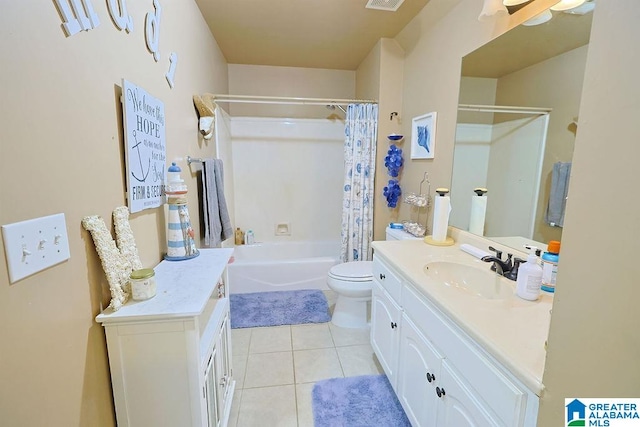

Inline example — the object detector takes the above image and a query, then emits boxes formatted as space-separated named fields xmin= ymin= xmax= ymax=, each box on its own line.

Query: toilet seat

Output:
xmin=328 ymin=261 xmax=373 ymax=282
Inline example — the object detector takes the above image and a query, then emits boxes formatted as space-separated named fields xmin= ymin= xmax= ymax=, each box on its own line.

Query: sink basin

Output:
xmin=423 ymin=262 xmax=513 ymax=299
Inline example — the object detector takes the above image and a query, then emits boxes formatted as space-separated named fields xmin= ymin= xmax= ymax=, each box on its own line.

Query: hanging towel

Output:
xmin=545 ymin=161 xmax=571 ymax=227
xmin=202 ymin=159 xmax=233 ymax=247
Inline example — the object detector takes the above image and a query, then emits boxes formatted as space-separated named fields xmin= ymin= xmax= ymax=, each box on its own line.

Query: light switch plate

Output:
xmin=2 ymin=213 xmax=71 ymax=283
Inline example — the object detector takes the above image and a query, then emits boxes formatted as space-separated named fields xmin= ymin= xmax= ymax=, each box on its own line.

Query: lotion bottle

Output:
xmin=516 ymin=247 xmax=543 ymax=301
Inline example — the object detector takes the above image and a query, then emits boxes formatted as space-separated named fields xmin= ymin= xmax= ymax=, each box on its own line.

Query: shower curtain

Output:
xmin=340 ymin=103 xmax=378 ymax=262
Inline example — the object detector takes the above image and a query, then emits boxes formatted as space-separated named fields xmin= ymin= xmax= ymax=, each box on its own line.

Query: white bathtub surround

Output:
xmin=230 ymin=117 xmax=344 ymax=243
xmin=228 ymin=240 xmax=340 ymax=294
xmin=341 ymin=103 xmax=378 ymax=262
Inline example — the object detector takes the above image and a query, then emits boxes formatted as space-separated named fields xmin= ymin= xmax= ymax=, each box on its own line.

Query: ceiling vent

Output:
xmin=365 ymin=0 xmax=405 ymax=12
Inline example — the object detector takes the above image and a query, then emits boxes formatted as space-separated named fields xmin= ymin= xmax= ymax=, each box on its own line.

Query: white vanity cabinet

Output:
xmin=371 ymin=282 xmax=401 ymax=388
xmin=371 ymin=253 xmax=539 ymax=427
xmin=96 ymin=249 xmax=234 ymax=427
xmin=371 ymin=257 xmax=404 ymax=389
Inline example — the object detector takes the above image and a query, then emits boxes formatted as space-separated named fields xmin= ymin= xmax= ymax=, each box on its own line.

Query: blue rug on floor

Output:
xmin=229 ymin=289 xmax=331 ymax=329
xmin=312 ymin=374 xmax=411 ymax=427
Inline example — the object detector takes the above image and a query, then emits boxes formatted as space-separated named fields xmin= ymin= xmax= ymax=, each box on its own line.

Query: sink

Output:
xmin=423 ymin=262 xmax=513 ymax=299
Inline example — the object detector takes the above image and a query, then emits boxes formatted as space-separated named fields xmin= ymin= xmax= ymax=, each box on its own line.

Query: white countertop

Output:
xmin=372 ymin=235 xmax=551 ymax=395
xmin=96 ymin=248 xmax=234 ymax=324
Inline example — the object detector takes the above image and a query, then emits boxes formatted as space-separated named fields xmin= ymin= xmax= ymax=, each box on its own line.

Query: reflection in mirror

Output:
xmin=451 ymin=105 xmax=550 ymax=240
xmin=450 ymin=10 xmax=592 ymax=251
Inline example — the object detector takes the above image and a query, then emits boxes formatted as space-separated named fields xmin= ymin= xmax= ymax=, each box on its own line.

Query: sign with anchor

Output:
xmin=122 ymin=79 xmax=166 ymax=213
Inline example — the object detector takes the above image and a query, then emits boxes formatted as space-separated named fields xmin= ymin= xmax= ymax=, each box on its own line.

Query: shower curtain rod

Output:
xmin=207 ymin=94 xmax=377 ymax=107
xmin=458 ymin=104 xmax=552 ymax=115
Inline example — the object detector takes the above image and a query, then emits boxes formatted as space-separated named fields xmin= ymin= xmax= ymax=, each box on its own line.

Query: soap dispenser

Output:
xmin=515 ymin=247 xmax=543 ymax=301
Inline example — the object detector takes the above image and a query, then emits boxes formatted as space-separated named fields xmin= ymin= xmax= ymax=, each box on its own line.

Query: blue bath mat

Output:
xmin=312 ymin=374 xmax=411 ymax=427
xmin=229 ymin=289 xmax=330 ymax=329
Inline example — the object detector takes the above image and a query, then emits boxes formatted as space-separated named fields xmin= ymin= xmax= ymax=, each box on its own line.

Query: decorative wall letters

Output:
xmin=54 ymin=0 xmax=177 ymax=88
xmin=165 ymin=52 xmax=178 ymax=88
xmin=107 ymin=0 xmax=134 ymax=33
xmin=145 ymin=0 xmax=162 ymax=62
xmin=54 ymin=0 xmax=100 ymax=36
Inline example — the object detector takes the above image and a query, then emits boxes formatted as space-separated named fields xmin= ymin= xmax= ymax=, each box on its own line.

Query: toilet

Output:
xmin=327 ymin=226 xmax=421 ymax=328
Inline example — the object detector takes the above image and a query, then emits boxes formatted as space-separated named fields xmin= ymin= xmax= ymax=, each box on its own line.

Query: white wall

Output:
xmin=450 ymin=124 xmax=491 ymax=231
xmin=485 ymin=116 xmax=547 ymax=238
xmin=230 ymin=117 xmax=344 ymax=242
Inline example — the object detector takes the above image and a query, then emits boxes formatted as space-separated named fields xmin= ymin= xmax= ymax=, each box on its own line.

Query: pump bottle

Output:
xmin=541 ymin=240 xmax=560 ymax=293
xmin=516 ymin=246 xmax=543 ymax=301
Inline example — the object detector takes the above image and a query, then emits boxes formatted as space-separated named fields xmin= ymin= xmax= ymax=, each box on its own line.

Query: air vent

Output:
xmin=365 ymin=0 xmax=405 ymax=12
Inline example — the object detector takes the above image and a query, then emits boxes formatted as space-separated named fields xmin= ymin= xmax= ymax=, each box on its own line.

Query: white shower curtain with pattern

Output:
xmin=340 ymin=103 xmax=378 ymax=262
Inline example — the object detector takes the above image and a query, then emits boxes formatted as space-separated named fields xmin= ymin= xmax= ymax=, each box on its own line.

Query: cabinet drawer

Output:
xmin=402 ymin=284 xmax=526 ymax=426
xmin=372 ymin=256 xmax=402 ymax=301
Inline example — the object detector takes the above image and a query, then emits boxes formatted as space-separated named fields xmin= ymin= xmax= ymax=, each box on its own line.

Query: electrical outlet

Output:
xmin=2 ymin=213 xmax=71 ymax=283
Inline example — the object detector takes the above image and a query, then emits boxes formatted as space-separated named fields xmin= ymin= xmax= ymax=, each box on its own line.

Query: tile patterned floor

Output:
xmin=228 ymin=291 xmax=383 ymax=427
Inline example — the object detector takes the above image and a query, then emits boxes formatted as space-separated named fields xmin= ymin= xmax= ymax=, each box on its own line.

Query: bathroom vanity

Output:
xmin=96 ymin=248 xmax=234 ymax=427
xmin=371 ymin=231 xmax=552 ymax=427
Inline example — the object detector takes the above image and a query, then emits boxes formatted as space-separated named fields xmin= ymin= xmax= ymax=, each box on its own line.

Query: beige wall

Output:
xmin=458 ymin=76 xmax=498 ymax=124
xmin=496 ymin=45 xmax=588 ymax=244
xmin=394 ymin=0 xmax=639 ymax=424
xmin=356 ymin=39 xmax=406 ymax=241
xmin=0 ymin=2 xmax=228 ymax=425
xmin=227 ymin=64 xmax=355 ymax=118
xmin=539 ymin=0 xmax=640 ymax=422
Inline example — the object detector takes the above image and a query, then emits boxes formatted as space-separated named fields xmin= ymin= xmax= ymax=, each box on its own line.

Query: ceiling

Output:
xmin=194 ymin=0 xmax=431 ymax=70
xmin=193 ymin=0 xmax=594 ymax=74
xmin=463 ymin=8 xmax=593 ymax=78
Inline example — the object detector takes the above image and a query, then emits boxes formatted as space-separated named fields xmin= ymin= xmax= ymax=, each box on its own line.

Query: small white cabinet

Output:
xmin=371 ymin=253 xmax=539 ymax=427
xmin=96 ymin=249 xmax=234 ymax=427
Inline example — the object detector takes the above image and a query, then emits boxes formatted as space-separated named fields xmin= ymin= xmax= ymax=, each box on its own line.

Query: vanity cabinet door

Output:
xmin=371 ymin=281 xmax=402 ymax=390
xmin=215 ymin=312 xmax=232 ymax=424
xmin=204 ymin=346 xmax=221 ymax=427
xmin=397 ymin=315 xmax=441 ymax=427
xmin=435 ymin=360 xmax=499 ymax=427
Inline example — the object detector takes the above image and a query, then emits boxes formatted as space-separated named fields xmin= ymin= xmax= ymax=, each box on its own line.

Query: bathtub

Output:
xmin=227 ymin=240 xmax=341 ymax=294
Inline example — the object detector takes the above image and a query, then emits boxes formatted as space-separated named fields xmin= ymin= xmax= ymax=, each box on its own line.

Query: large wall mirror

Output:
xmin=449 ymin=7 xmax=593 ymax=250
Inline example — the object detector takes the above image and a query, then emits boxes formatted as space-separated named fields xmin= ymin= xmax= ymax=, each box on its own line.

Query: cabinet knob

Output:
xmin=390 ymin=322 xmax=397 ymax=329
xmin=379 ymin=273 xmax=386 ymax=280
xmin=436 ymin=387 xmax=446 ymax=398
xmin=426 ymin=372 xmax=435 ymax=383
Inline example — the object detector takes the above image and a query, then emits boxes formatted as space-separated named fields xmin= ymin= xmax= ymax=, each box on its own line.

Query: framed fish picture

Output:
xmin=411 ymin=112 xmax=437 ymax=159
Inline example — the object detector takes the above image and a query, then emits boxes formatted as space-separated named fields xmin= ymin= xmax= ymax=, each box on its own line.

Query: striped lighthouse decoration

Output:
xmin=164 ymin=162 xmax=199 ymax=260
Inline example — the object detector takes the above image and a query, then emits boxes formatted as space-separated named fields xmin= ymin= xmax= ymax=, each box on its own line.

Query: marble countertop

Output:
xmin=96 ymin=248 xmax=234 ymax=324
xmin=372 ymin=232 xmax=551 ymax=395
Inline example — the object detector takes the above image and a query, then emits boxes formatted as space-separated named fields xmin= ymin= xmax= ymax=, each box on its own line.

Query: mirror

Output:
xmin=450 ymin=10 xmax=593 ymax=250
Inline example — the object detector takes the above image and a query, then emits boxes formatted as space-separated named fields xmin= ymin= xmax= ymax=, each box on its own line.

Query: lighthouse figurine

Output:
xmin=164 ymin=162 xmax=199 ymax=260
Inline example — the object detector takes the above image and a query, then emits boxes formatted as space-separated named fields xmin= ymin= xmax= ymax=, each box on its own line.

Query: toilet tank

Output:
xmin=385 ymin=226 xmax=422 ymax=241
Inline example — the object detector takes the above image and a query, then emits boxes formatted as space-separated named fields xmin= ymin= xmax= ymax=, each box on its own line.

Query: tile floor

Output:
xmin=227 ymin=291 xmax=384 ymax=427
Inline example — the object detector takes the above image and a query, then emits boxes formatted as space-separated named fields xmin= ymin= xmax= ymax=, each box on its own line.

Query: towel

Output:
xmin=545 ymin=161 xmax=571 ymax=227
xmin=202 ymin=159 xmax=233 ymax=247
